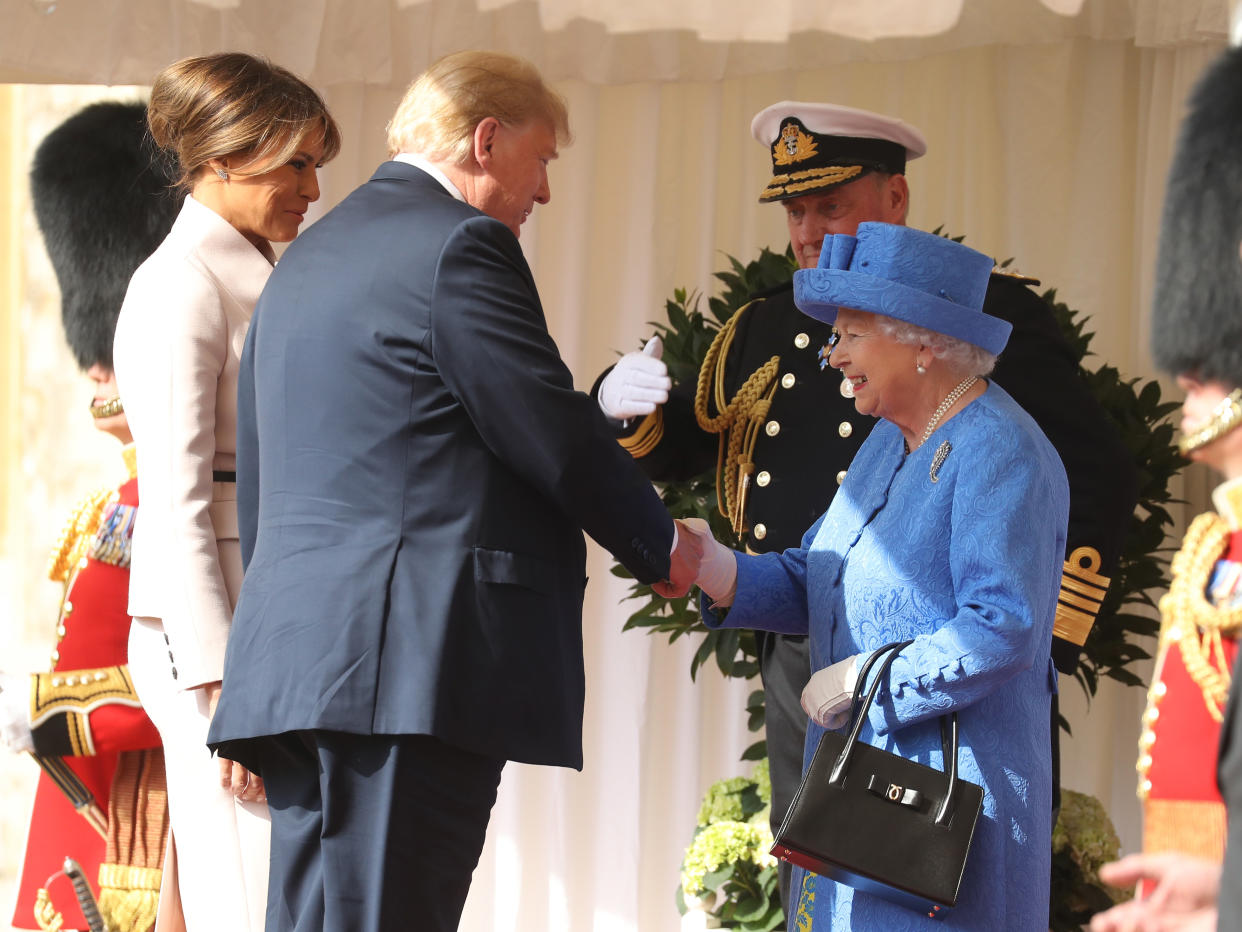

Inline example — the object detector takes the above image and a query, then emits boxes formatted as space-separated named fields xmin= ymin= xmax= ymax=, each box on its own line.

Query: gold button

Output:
xmin=1153 ymin=681 xmax=1167 ymax=698
xmin=95 ymin=671 xmax=106 ymax=682
xmin=765 ymin=421 xmax=780 ymax=437
xmin=51 ymin=676 xmax=61 ymax=687
xmin=753 ymin=524 xmax=767 ymax=540
xmin=1138 ymin=730 xmax=1156 ymax=749
xmin=756 ymin=471 xmax=771 ymax=487
xmin=63 ymin=601 xmax=74 ymax=615
xmin=838 ymin=421 xmax=853 ymax=438
xmin=1142 ymin=707 xmax=1160 ymax=725
xmin=1138 ymin=754 xmax=1153 ymax=771
xmin=65 ymin=675 xmax=77 ymax=687
xmin=836 ymin=470 xmax=847 ymax=485
xmin=1140 ymin=779 xmax=1153 ymax=795
xmin=78 ymin=557 xmax=88 ymax=570
xmin=56 ymin=624 xmax=67 ymax=638
xmin=1167 ymin=626 xmax=1182 ymax=641
xmin=794 ymin=333 xmax=810 ymax=349
xmin=50 ymin=650 xmax=60 ymax=664
xmin=781 ymin=373 xmax=796 ymax=389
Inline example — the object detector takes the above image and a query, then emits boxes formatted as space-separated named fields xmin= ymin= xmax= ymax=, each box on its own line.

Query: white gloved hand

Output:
xmin=678 ymin=517 xmax=738 ymax=606
xmin=598 ymin=336 xmax=671 ymax=420
xmin=801 ymin=655 xmax=860 ymax=730
xmin=0 ymin=673 xmax=34 ymax=753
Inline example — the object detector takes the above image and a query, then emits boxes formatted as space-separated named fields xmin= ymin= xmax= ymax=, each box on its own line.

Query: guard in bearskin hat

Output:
xmin=1 ymin=100 xmax=181 ymax=932
xmin=1091 ymin=45 xmax=1242 ymax=932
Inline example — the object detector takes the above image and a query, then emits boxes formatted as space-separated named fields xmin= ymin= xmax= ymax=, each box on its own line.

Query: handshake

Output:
xmin=653 ymin=518 xmax=738 ymax=603
xmin=652 ymin=521 xmax=863 ymax=734
xmin=608 ymin=335 xmax=862 ymax=733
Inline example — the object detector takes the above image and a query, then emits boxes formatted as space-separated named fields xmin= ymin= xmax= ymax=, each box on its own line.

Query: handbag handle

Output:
xmin=827 ymin=639 xmax=960 ymax=827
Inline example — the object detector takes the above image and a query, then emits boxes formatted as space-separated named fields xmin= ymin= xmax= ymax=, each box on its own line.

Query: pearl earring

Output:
xmin=916 ymin=363 xmax=927 ymax=375
xmin=214 ymin=167 xmax=229 ymax=181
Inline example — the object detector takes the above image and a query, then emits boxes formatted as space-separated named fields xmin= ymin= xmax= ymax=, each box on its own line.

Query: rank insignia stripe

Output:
xmin=1053 ymin=547 xmax=1111 ymax=647
xmin=617 ymin=407 xmax=664 ymax=458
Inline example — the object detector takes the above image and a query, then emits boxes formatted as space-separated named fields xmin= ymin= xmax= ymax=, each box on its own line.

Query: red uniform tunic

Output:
xmin=1138 ymin=484 xmax=1242 ymax=866
xmin=12 ymin=450 xmax=167 ymax=932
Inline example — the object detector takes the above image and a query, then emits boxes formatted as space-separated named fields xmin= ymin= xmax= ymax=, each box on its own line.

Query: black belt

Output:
xmin=213 ymin=470 xmax=237 ymax=483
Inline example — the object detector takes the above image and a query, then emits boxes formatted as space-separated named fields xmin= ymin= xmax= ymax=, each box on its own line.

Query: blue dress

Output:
xmin=702 ymin=382 xmax=1068 ymax=931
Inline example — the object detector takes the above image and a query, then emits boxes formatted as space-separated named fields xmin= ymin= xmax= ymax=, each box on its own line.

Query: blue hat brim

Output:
xmin=794 ymin=270 xmax=1012 ymax=356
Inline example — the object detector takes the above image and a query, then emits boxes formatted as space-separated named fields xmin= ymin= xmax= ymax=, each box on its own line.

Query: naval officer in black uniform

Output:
xmin=595 ymin=101 xmax=1139 ymax=919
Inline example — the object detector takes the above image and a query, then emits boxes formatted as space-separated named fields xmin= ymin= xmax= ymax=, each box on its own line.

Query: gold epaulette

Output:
xmin=30 ymin=666 xmax=143 ymax=756
xmin=693 ymin=302 xmax=780 ymax=534
xmin=618 ymin=407 xmax=664 ymax=458
xmin=47 ymin=486 xmax=118 ymax=583
xmin=1054 ymin=547 xmax=1111 ymax=648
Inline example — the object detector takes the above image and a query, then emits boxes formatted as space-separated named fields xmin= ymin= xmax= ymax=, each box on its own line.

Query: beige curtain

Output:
xmin=0 ymin=12 xmax=1229 ymax=931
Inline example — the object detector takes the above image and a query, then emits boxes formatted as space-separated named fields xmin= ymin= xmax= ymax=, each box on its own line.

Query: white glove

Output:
xmin=801 ymin=655 xmax=860 ymax=730
xmin=679 ymin=518 xmax=738 ymax=606
xmin=598 ymin=336 xmax=671 ymax=420
xmin=0 ymin=673 xmax=34 ymax=753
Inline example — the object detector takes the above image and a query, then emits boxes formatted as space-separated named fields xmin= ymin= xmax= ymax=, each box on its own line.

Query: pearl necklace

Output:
xmin=911 ymin=376 xmax=978 ymax=452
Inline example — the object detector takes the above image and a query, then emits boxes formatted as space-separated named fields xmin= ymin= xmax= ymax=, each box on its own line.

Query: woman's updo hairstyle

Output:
xmin=147 ymin=52 xmax=341 ymax=189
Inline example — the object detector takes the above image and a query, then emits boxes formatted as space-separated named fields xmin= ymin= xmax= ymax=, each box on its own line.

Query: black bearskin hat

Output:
xmin=1152 ymin=47 xmax=1242 ymax=387
xmin=30 ymin=101 xmax=181 ymax=371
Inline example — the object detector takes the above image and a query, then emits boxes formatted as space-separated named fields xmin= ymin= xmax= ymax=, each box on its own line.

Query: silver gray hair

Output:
xmin=874 ymin=316 xmax=997 ymax=377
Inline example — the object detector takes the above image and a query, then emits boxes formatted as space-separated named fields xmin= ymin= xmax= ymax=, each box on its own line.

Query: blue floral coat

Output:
xmin=702 ymin=383 xmax=1068 ymax=930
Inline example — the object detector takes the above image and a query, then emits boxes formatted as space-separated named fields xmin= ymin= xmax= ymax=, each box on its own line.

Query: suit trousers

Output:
xmin=128 ymin=617 xmax=271 ymax=932
xmin=258 ymin=730 xmax=505 ymax=932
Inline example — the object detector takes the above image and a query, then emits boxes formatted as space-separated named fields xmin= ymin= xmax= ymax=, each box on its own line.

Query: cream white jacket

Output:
xmin=114 ymin=195 xmax=274 ymax=690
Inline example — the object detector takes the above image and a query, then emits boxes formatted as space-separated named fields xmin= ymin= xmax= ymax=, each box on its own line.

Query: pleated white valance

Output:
xmin=0 ymin=0 xmax=1230 ymax=87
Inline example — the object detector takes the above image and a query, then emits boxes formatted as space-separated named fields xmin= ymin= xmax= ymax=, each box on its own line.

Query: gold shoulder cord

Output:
xmin=46 ymin=487 xmax=117 ymax=585
xmin=1137 ymin=512 xmax=1242 ymax=799
xmin=693 ymin=303 xmax=780 ymax=534
xmin=47 ymin=451 xmax=135 ymax=585
xmin=1157 ymin=512 xmax=1242 ymax=721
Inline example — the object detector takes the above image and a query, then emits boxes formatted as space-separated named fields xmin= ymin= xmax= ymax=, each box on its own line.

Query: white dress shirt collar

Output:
xmin=392 ymin=152 xmax=466 ymax=202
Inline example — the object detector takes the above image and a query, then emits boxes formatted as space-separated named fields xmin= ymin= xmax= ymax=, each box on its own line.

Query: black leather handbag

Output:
xmin=771 ymin=640 xmax=983 ymax=921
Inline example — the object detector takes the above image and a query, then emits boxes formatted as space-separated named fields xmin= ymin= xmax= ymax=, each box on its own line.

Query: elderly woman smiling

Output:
xmin=684 ymin=222 xmax=1069 ymax=931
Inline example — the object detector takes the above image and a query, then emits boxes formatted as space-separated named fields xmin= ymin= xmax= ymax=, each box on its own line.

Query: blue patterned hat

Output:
xmin=793 ymin=223 xmax=1011 ymax=356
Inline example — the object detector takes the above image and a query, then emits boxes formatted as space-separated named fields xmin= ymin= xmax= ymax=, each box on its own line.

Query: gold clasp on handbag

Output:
xmin=867 ymin=773 xmax=924 ymax=810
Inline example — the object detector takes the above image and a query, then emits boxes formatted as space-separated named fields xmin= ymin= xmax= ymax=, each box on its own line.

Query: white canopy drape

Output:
xmin=0 ymin=0 xmax=1231 ymax=85
xmin=0 ymin=3 xmax=1232 ymax=930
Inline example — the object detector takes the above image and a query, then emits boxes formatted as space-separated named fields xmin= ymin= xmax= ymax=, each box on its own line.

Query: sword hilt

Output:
xmin=61 ymin=858 xmax=107 ymax=932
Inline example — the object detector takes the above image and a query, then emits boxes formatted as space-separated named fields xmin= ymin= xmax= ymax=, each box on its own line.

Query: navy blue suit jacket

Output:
xmin=208 ymin=163 xmax=673 ymax=770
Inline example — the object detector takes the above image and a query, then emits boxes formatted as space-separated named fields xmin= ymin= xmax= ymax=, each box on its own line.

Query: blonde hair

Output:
xmin=148 ymin=52 xmax=341 ymax=189
xmin=386 ymin=50 xmax=570 ymax=162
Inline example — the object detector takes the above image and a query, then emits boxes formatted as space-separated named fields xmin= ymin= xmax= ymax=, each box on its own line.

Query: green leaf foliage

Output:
xmin=678 ymin=764 xmax=784 ymax=930
xmin=1042 ymin=291 xmax=1185 ymax=699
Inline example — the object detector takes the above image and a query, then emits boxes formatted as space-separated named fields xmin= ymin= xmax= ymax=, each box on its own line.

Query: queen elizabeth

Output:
xmin=684 ymin=222 xmax=1070 ymax=930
